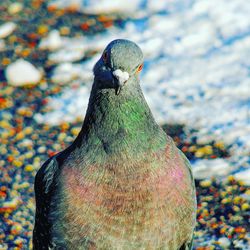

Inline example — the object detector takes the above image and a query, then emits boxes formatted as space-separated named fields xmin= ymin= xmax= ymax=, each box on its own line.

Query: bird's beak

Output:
xmin=112 ymin=69 xmax=130 ymax=95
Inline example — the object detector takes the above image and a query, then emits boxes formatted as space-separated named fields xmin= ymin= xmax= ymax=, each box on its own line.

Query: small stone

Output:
xmin=11 ymin=223 xmax=23 ymax=235
xmin=233 ymin=196 xmax=241 ymax=204
xmin=0 ymin=22 xmax=16 ymax=39
xmin=71 ymin=127 xmax=81 ymax=136
xmin=221 ymin=198 xmax=232 ymax=204
xmin=39 ymin=30 xmax=63 ymax=51
xmin=241 ymin=203 xmax=249 ymax=211
xmin=37 ymin=25 xmax=49 ymax=35
xmin=5 ymin=59 xmax=42 ymax=86
xmin=23 ymin=127 xmax=33 ymax=135
xmin=24 ymin=165 xmax=34 ymax=172
xmin=0 ymin=39 xmax=5 ymax=51
xmin=7 ymin=235 xmax=14 ymax=241
xmin=25 ymin=152 xmax=34 ymax=159
xmin=15 ymin=131 xmax=25 ymax=140
xmin=17 ymin=182 xmax=30 ymax=189
xmin=194 ymin=149 xmax=204 ymax=158
xmin=220 ymin=227 xmax=227 ymax=234
xmin=8 ymin=3 xmax=23 ymax=14
xmin=227 ymin=175 xmax=235 ymax=182
xmin=214 ymin=141 xmax=225 ymax=150
xmin=13 ymin=160 xmax=23 ymax=168
xmin=19 ymin=139 xmax=33 ymax=147
xmin=60 ymin=26 xmax=70 ymax=35
xmin=2 ymin=57 xmax=11 ymax=66
xmin=1 ymin=197 xmax=20 ymax=212
xmin=14 ymin=237 xmax=24 ymax=246
xmin=0 ymin=147 xmax=7 ymax=154
xmin=233 ymin=205 xmax=240 ymax=212
xmin=37 ymin=146 xmax=46 ymax=153
xmin=234 ymin=227 xmax=246 ymax=233
xmin=200 ymin=179 xmax=212 ymax=188
xmin=218 ymin=237 xmax=230 ymax=247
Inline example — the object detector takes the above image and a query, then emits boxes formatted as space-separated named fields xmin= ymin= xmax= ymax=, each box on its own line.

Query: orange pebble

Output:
xmin=80 ymin=23 xmax=89 ymax=31
xmin=47 ymin=4 xmax=57 ymax=12
xmin=103 ymin=21 xmax=113 ymax=28
xmin=235 ymin=227 xmax=246 ymax=233
xmin=7 ymin=155 xmax=14 ymax=162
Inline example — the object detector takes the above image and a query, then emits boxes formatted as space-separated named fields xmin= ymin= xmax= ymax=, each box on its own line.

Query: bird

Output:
xmin=33 ymin=39 xmax=197 ymax=250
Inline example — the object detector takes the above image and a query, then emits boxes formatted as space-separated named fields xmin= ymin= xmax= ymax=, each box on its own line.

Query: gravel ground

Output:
xmin=0 ymin=1 xmax=249 ymax=249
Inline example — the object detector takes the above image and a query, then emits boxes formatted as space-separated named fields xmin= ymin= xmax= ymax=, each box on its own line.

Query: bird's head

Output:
xmin=93 ymin=39 xmax=144 ymax=95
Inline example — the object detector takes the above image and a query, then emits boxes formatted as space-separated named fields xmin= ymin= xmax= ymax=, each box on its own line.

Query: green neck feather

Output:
xmin=74 ymin=78 xmax=166 ymax=158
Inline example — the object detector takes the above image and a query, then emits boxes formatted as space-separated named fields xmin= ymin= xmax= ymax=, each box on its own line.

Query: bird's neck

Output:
xmin=73 ymin=80 xmax=166 ymax=157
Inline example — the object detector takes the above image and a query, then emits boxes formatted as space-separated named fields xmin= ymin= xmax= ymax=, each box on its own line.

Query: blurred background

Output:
xmin=0 ymin=0 xmax=249 ymax=249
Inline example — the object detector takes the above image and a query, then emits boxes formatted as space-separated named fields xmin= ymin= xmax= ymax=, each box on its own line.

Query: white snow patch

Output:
xmin=234 ymin=169 xmax=250 ymax=185
xmin=193 ymin=159 xmax=234 ymax=179
xmin=34 ymin=85 xmax=90 ymax=125
xmin=47 ymin=36 xmax=88 ymax=63
xmin=48 ymin=0 xmax=141 ymax=14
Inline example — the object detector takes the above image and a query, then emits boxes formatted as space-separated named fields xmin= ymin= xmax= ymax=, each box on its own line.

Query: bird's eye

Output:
xmin=102 ymin=51 xmax=108 ymax=63
xmin=136 ymin=64 xmax=143 ymax=73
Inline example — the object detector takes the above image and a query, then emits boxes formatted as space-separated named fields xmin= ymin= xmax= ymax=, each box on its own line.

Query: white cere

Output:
xmin=112 ymin=69 xmax=130 ymax=84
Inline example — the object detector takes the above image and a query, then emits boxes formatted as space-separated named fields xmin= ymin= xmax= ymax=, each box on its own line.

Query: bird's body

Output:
xmin=33 ymin=40 xmax=196 ymax=250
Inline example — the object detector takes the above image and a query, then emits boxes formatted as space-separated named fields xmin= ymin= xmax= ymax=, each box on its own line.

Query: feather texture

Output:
xmin=33 ymin=39 xmax=196 ymax=250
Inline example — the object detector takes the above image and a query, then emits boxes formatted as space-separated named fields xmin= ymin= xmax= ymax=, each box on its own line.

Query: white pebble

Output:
xmin=39 ymin=30 xmax=63 ymax=51
xmin=37 ymin=146 xmax=46 ymax=154
xmin=0 ymin=22 xmax=16 ymax=38
xmin=5 ymin=59 xmax=42 ymax=86
xmin=0 ymin=39 xmax=5 ymax=51
xmin=218 ymin=237 xmax=230 ymax=248
xmin=8 ymin=2 xmax=23 ymax=14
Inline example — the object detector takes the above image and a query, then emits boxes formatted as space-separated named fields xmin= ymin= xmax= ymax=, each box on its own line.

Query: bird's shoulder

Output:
xmin=34 ymin=150 xmax=67 ymax=197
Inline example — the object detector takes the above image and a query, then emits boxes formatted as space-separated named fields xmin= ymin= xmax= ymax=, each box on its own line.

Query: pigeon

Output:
xmin=33 ymin=39 xmax=196 ymax=250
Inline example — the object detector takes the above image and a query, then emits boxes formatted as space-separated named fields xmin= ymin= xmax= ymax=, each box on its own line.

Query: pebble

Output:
xmin=0 ymin=2 xmax=249 ymax=249
xmin=51 ymin=62 xmax=76 ymax=83
xmin=5 ymin=59 xmax=43 ymax=86
xmin=8 ymin=2 xmax=23 ymax=14
xmin=200 ymin=180 xmax=212 ymax=188
xmin=1 ymin=197 xmax=20 ymax=212
xmin=241 ymin=203 xmax=249 ymax=211
xmin=0 ymin=39 xmax=5 ymax=51
xmin=24 ymin=165 xmax=34 ymax=172
xmin=39 ymin=29 xmax=63 ymax=51
xmin=48 ymin=45 xmax=85 ymax=63
xmin=37 ymin=25 xmax=49 ymax=36
xmin=217 ymin=237 xmax=231 ymax=248
xmin=0 ymin=22 xmax=16 ymax=39
xmin=37 ymin=146 xmax=46 ymax=153
xmin=11 ymin=224 xmax=23 ymax=235
xmin=13 ymin=160 xmax=23 ymax=168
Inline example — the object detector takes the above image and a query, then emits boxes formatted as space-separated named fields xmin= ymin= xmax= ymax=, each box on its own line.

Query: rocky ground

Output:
xmin=0 ymin=1 xmax=249 ymax=249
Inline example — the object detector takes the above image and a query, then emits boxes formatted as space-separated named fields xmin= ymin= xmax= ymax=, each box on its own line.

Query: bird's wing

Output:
xmin=179 ymin=236 xmax=194 ymax=250
xmin=33 ymin=156 xmax=59 ymax=249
